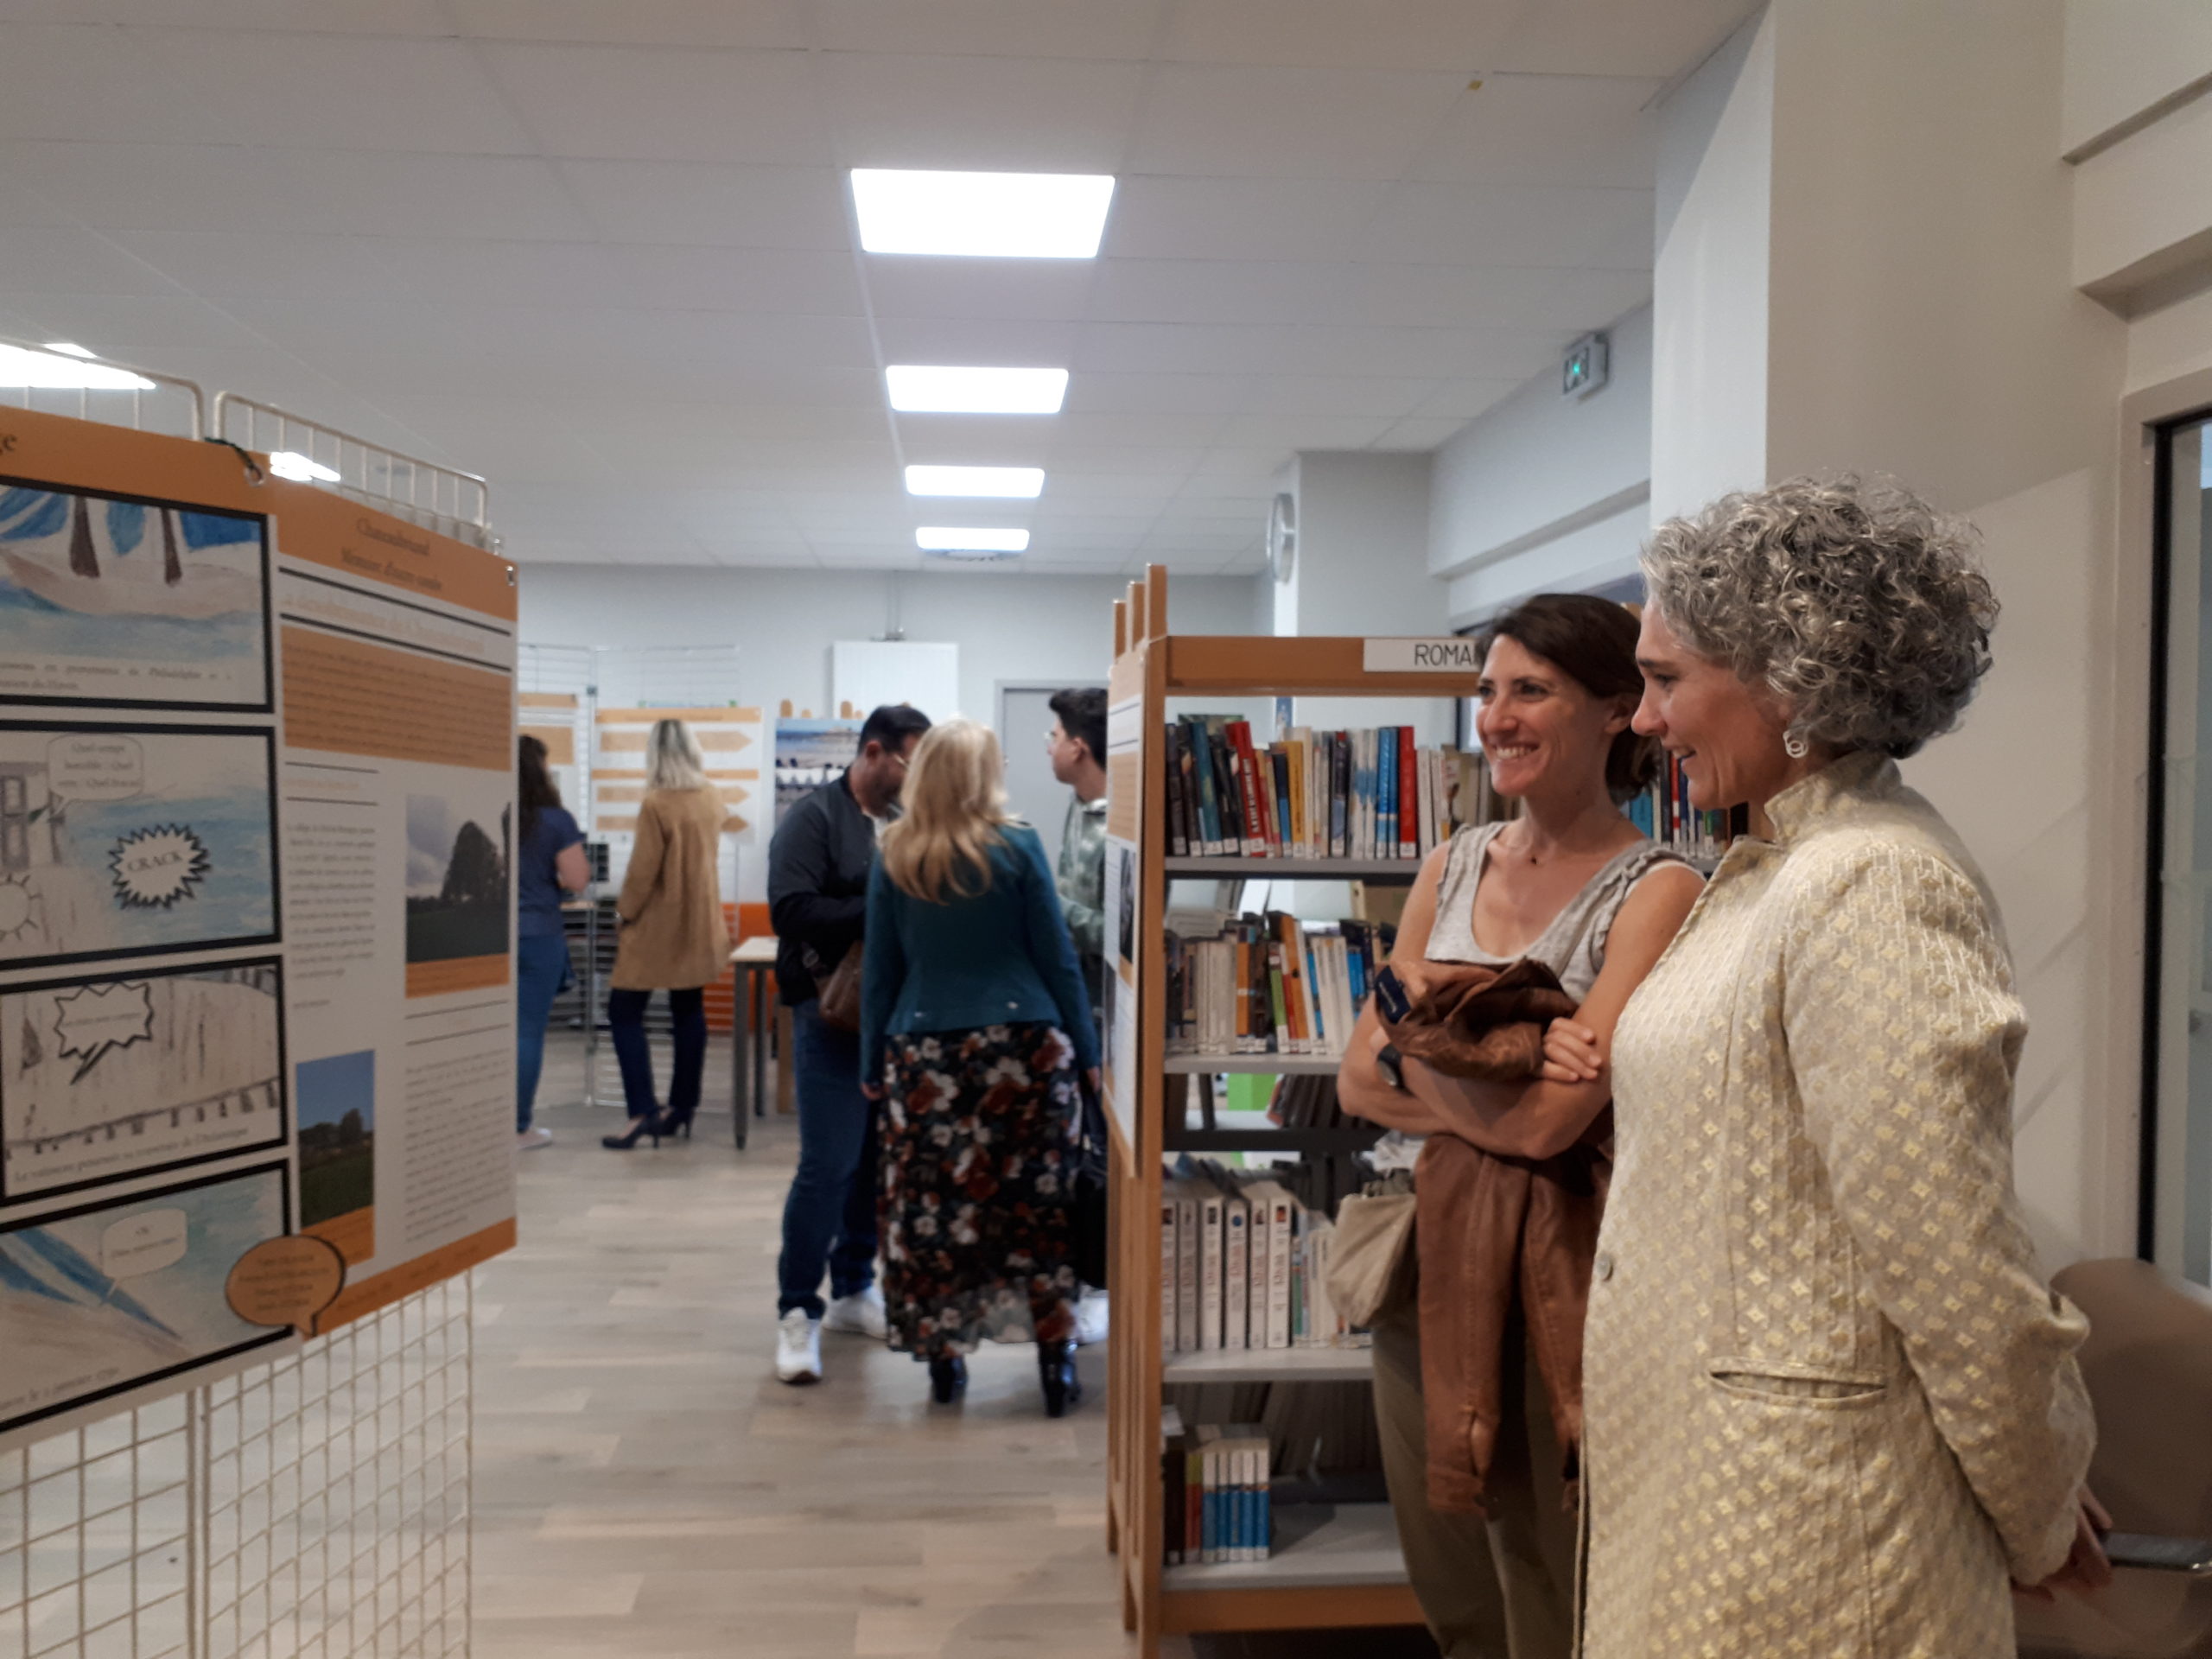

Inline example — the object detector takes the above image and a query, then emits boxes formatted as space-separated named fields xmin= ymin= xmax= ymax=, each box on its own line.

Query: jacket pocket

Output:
xmin=1706 ymin=1357 xmax=1890 ymax=1409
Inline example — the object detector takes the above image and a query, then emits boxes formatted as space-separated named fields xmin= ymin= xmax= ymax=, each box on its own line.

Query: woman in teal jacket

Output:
xmin=860 ymin=717 xmax=1100 ymax=1414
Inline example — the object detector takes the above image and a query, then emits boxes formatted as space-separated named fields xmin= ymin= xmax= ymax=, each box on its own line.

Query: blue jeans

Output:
xmin=777 ymin=1001 xmax=880 ymax=1319
xmin=607 ymin=986 xmax=708 ymax=1121
xmin=514 ymin=934 xmax=573 ymax=1133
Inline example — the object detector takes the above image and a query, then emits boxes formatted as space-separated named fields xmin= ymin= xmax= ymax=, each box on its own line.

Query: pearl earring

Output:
xmin=1783 ymin=734 xmax=1808 ymax=760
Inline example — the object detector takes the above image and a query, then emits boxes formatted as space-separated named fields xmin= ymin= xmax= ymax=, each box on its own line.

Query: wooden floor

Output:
xmin=471 ymin=1030 xmax=1143 ymax=1659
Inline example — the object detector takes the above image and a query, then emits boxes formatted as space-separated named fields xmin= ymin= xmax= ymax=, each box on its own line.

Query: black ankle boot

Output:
xmin=928 ymin=1355 xmax=967 ymax=1404
xmin=1037 ymin=1339 xmax=1080 ymax=1417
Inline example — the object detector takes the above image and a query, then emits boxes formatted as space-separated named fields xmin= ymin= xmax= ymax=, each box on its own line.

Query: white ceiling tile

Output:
xmin=2 ymin=292 xmax=272 ymax=350
xmin=870 ymin=315 xmax=1079 ymax=365
xmin=559 ymin=161 xmax=848 ymax=249
xmin=1103 ymin=177 xmax=1392 ymax=263
xmin=819 ymin=52 xmax=1146 ymax=172
xmin=1267 ymin=327 xmax=1558 ymax=381
xmin=862 ymin=257 xmax=1096 ymax=323
xmin=1160 ymin=0 xmax=1516 ymax=71
xmin=1337 ymin=264 xmax=1650 ymax=333
xmin=1072 ymin=322 xmax=1291 ymax=377
xmin=0 ymin=2 xmax=448 ymax=30
xmin=1131 ymin=64 xmax=1470 ymax=181
xmin=1213 ymin=413 xmax=1397 ymax=450
xmin=1411 ymin=73 xmax=1662 ymax=188
xmin=452 ymin=0 xmax=808 ymax=47
xmin=1236 ymin=374 xmax=1435 ymax=418
xmin=1061 ymin=372 xmax=1257 ymax=416
xmin=1086 ymin=259 xmax=1351 ymax=327
xmin=897 ymin=418 xmax=1055 ymax=467
xmin=1413 ymin=378 xmax=1531 ymax=421
xmin=479 ymin=42 xmax=829 ymax=164
xmin=1049 ymin=410 xmax=1229 ymax=448
xmin=4 ymin=141 xmax=594 ymax=238
xmin=810 ymin=0 xmax=1166 ymax=60
xmin=1361 ymin=182 xmax=1654 ymax=269
xmin=0 ymin=227 xmax=181 ymax=296
xmin=1491 ymin=0 xmax=1759 ymax=79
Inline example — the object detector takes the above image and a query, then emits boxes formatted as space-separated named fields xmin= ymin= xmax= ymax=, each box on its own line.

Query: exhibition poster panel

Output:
xmin=271 ymin=486 xmax=518 ymax=1328
xmin=1101 ymin=685 xmax=1144 ymax=1150
xmin=0 ymin=407 xmax=300 ymax=1450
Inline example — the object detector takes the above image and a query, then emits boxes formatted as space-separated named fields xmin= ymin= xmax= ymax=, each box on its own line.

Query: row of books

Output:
xmin=1624 ymin=753 xmax=1751 ymax=862
xmin=1161 ymin=1411 xmax=1273 ymax=1566
xmin=1166 ymin=915 xmax=1393 ymax=1059
xmin=1167 ymin=717 xmax=1474 ymax=861
xmin=1161 ymin=1160 xmax=1354 ymax=1354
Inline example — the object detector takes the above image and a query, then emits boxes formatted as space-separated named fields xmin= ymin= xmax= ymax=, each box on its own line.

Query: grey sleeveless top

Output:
xmin=1369 ymin=823 xmax=1692 ymax=1173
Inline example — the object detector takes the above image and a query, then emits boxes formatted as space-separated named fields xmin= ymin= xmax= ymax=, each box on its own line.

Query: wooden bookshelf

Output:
xmin=1103 ymin=567 xmax=1484 ymax=1650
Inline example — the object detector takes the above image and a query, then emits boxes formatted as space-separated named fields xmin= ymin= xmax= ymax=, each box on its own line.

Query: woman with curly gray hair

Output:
xmin=1567 ymin=478 xmax=2109 ymax=1656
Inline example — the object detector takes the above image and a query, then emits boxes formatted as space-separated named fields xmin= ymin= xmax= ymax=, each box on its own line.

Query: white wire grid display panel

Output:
xmin=2 ymin=1278 xmax=473 ymax=1659
xmin=588 ymin=645 xmax=744 ymax=715
xmin=2 ymin=384 xmax=482 ymax=1659
xmin=0 ymin=335 xmax=205 ymax=440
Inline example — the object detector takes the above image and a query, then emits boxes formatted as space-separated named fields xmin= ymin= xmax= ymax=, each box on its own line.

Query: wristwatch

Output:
xmin=1375 ymin=1043 xmax=1408 ymax=1093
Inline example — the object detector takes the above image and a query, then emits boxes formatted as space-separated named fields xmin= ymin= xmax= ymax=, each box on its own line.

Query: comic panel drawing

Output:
xmin=0 ymin=481 xmax=270 ymax=710
xmin=403 ymin=779 xmax=509 ymax=996
xmin=296 ymin=1049 xmax=373 ymax=1267
xmin=0 ymin=958 xmax=285 ymax=1202
xmin=0 ymin=723 xmax=278 ymax=969
xmin=0 ymin=1163 xmax=289 ymax=1440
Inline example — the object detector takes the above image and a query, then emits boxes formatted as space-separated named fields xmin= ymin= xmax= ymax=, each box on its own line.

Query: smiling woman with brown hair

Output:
xmin=1337 ymin=593 xmax=1702 ymax=1659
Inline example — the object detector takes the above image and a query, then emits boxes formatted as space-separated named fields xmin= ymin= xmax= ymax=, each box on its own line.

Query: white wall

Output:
xmin=2062 ymin=0 xmax=2212 ymax=158
xmin=1429 ymin=304 xmax=1654 ymax=617
xmin=518 ymin=565 xmax=1262 ymax=728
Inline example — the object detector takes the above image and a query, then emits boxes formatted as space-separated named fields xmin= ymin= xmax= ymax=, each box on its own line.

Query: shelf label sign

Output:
xmin=1363 ymin=637 xmax=1480 ymax=672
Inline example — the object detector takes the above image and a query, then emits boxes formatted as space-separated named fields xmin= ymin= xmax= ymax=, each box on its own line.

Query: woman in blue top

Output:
xmin=516 ymin=734 xmax=588 ymax=1149
xmin=861 ymin=717 xmax=1100 ymax=1414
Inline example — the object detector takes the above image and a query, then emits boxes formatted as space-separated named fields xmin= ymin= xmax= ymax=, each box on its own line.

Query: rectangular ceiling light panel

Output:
xmin=917 ymin=526 xmax=1029 ymax=552
xmin=852 ymin=169 xmax=1116 ymax=258
xmin=887 ymin=365 xmax=1069 ymax=414
xmin=904 ymin=465 xmax=1046 ymax=499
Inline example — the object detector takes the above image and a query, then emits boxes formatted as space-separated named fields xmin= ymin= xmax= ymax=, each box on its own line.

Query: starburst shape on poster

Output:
xmin=0 ymin=872 xmax=40 ymax=944
xmin=109 ymin=824 xmax=211 ymax=910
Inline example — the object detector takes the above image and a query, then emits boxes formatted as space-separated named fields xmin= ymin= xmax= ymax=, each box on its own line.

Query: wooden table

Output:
xmin=729 ymin=937 xmax=779 ymax=1149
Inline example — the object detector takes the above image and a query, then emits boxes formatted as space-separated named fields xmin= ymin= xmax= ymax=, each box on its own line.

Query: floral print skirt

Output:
xmin=880 ymin=1021 xmax=1080 ymax=1358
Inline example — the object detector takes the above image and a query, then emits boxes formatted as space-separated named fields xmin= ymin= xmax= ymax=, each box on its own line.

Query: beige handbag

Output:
xmin=1325 ymin=1181 xmax=1417 ymax=1330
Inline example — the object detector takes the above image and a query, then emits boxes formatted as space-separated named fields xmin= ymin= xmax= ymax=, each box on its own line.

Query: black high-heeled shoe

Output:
xmin=1037 ymin=1339 xmax=1080 ymax=1417
xmin=928 ymin=1356 xmax=967 ymax=1404
xmin=601 ymin=1112 xmax=669 ymax=1150
xmin=658 ymin=1107 xmax=695 ymax=1140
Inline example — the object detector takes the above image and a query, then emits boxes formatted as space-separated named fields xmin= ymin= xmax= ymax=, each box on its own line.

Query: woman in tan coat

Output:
xmin=1573 ymin=478 xmax=2109 ymax=1656
xmin=602 ymin=718 xmax=729 ymax=1150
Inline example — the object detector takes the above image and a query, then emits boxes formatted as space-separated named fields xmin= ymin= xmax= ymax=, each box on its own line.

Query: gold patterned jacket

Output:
xmin=1580 ymin=752 xmax=2094 ymax=1658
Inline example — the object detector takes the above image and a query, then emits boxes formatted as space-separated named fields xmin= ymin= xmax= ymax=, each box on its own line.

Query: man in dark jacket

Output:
xmin=770 ymin=702 xmax=930 ymax=1384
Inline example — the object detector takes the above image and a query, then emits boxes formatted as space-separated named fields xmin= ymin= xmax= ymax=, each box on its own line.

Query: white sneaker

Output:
xmin=775 ymin=1309 xmax=823 ymax=1384
xmin=516 ymin=1128 xmax=554 ymax=1151
xmin=823 ymin=1283 xmax=888 ymax=1339
xmin=1074 ymin=1287 xmax=1110 ymax=1347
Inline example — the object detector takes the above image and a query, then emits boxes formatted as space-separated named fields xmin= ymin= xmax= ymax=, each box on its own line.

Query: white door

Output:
xmin=998 ymin=683 xmax=1095 ymax=837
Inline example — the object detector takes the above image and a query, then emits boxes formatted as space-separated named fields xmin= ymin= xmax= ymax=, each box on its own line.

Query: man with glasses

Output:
xmin=769 ymin=702 xmax=931 ymax=1384
xmin=1046 ymin=686 xmax=1111 ymax=1346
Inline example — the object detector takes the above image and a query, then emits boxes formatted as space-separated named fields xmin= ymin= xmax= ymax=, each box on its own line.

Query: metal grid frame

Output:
xmin=209 ymin=395 xmax=491 ymax=555
xmin=0 ymin=334 xmax=205 ymax=440
xmin=3 ymin=381 xmax=487 ymax=1659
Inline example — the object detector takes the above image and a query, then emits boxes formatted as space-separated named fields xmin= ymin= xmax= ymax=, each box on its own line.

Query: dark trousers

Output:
xmin=515 ymin=934 xmax=573 ymax=1133
xmin=607 ymin=986 xmax=707 ymax=1121
xmin=776 ymin=1000 xmax=880 ymax=1319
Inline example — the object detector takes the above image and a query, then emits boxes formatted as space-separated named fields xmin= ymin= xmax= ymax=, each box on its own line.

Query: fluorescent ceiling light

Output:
xmin=887 ymin=365 xmax=1068 ymax=415
xmin=852 ymin=169 xmax=1115 ymax=258
xmin=904 ymin=465 xmax=1045 ymax=499
xmin=268 ymin=450 xmax=341 ymax=483
xmin=917 ymin=526 xmax=1029 ymax=552
xmin=0 ymin=343 xmax=155 ymax=390
xmin=41 ymin=340 xmax=96 ymax=359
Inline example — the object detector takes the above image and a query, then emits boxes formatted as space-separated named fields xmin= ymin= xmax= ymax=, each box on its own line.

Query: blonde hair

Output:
xmin=645 ymin=718 xmax=708 ymax=791
xmin=879 ymin=717 xmax=1014 ymax=904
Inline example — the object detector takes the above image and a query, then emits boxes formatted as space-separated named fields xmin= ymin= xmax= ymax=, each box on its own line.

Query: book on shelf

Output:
xmin=1163 ymin=1421 xmax=1274 ymax=1567
xmin=1165 ymin=912 xmax=1395 ymax=1061
xmin=1163 ymin=1159 xmax=1357 ymax=1356
xmin=1166 ymin=717 xmax=1491 ymax=861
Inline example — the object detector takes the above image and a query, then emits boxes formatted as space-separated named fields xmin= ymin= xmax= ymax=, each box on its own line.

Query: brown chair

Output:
xmin=2017 ymin=1258 xmax=2212 ymax=1657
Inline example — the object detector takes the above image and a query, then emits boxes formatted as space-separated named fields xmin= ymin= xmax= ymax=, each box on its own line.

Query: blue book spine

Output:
xmin=1188 ymin=721 xmax=1222 ymax=853
xmin=1378 ymin=731 xmax=1396 ymax=855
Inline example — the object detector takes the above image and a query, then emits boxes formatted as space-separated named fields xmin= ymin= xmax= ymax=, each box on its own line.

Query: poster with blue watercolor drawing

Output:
xmin=0 ymin=1163 xmax=290 ymax=1441
xmin=0 ymin=723 xmax=278 ymax=969
xmin=0 ymin=480 xmax=270 ymax=710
